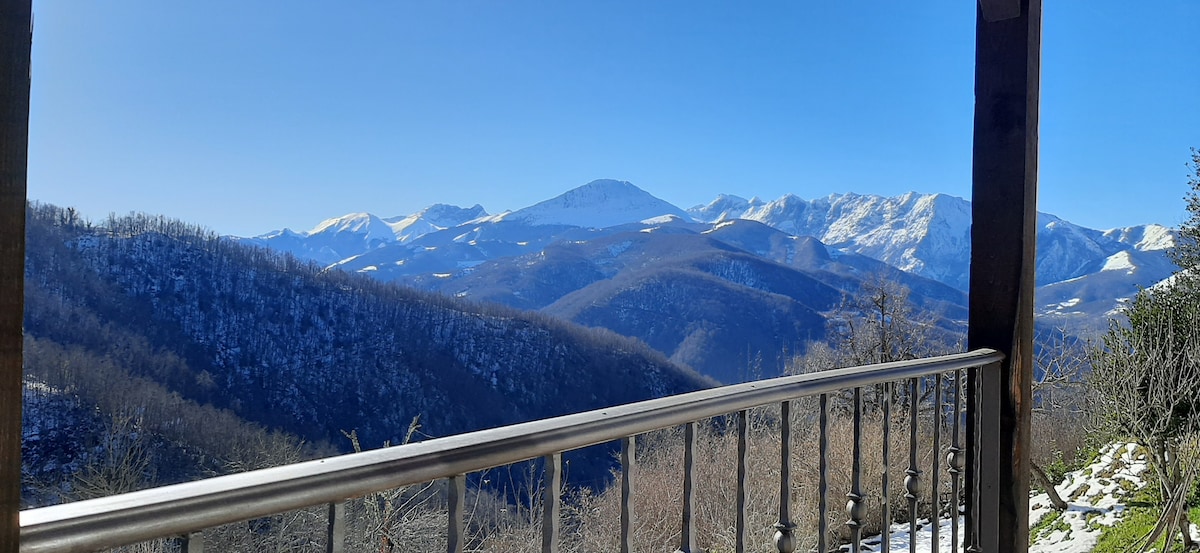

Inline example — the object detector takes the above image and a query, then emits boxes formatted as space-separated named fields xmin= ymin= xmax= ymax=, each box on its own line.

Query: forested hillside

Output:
xmin=22 ymin=203 xmax=713 ymax=501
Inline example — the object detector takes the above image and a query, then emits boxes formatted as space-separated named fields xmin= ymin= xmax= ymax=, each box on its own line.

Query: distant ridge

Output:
xmin=244 ymin=182 xmax=1178 ymax=331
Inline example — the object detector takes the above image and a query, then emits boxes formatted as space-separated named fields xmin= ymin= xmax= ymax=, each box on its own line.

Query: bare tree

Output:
xmin=789 ymin=276 xmax=960 ymax=414
xmin=820 ymin=275 xmax=951 ymax=368
xmin=1028 ymin=326 xmax=1091 ymax=511
xmin=1089 ymin=291 xmax=1200 ymax=551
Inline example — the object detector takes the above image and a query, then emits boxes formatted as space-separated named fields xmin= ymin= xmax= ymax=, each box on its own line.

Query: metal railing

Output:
xmin=19 ymin=349 xmax=1003 ymax=553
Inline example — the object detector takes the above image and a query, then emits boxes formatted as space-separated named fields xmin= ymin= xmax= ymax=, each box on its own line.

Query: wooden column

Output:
xmin=0 ymin=2 xmax=31 ymax=552
xmin=967 ymin=0 xmax=1040 ymax=552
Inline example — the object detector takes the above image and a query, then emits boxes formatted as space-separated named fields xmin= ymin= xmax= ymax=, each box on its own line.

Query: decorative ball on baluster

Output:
xmin=773 ymin=522 xmax=796 ymax=553
xmin=845 ymin=493 xmax=867 ymax=526
xmin=947 ymin=447 xmax=965 ymax=473
xmin=904 ymin=469 xmax=921 ymax=499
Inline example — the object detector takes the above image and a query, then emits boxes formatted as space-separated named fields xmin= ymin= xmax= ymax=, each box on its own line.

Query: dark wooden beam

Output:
xmin=967 ymin=0 xmax=1040 ymax=551
xmin=978 ymin=0 xmax=1021 ymax=22
xmin=0 ymin=2 xmax=31 ymax=552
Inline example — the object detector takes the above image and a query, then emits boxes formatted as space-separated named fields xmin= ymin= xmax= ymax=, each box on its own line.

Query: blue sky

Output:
xmin=27 ymin=1 xmax=1199 ymax=237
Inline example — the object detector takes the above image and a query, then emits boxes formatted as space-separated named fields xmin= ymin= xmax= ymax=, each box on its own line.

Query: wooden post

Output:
xmin=0 ymin=2 xmax=32 ymax=552
xmin=967 ymin=0 xmax=1040 ymax=552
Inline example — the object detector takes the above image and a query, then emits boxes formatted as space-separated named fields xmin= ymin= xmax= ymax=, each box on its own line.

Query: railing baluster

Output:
xmin=447 ymin=474 xmax=465 ymax=553
xmin=931 ymin=374 xmax=943 ymax=553
xmin=818 ymin=394 xmax=829 ymax=553
xmin=949 ymin=370 xmax=963 ymax=552
xmin=621 ymin=436 xmax=636 ymax=553
xmin=736 ymin=410 xmax=749 ymax=553
xmin=326 ymin=502 xmax=345 ymax=553
xmin=847 ymin=387 xmax=865 ymax=552
xmin=180 ymin=531 xmax=204 ymax=553
xmin=882 ymin=382 xmax=892 ymax=553
xmin=16 ymin=350 xmax=1005 ymax=553
xmin=966 ymin=367 xmax=983 ymax=553
xmin=774 ymin=401 xmax=796 ymax=553
xmin=677 ymin=421 xmax=698 ymax=553
xmin=906 ymin=377 xmax=921 ymax=553
xmin=542 ymin=453 xmax=562 ymax=553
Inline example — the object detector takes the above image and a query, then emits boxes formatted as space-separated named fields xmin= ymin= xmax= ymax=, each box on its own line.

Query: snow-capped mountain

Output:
xmin=308 ymin=212 xmax=396 ymax=242
xmin=688 ymin=192 xmax=1177 ymax=298
xmin=690 ymin=192 xmax=975 ymax=289
xmin=384 ymin=203 xmax=489 ymax=243
xmin=241 ymin=203 xmax=488 ymax=265
xmin=479 ymin=179 xmax=693 ymax=228
xmin=687 ymin=194 xmax=764 ymax=223
xmin=245 ymin=182 xmax=1176 ymax=332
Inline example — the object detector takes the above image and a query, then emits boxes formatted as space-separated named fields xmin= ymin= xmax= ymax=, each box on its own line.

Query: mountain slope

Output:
xmin=24 ymin=203 xmax=713 ymax=452
xmin=415 ymin=226 xmax=967 ymax=382
xmin=542 ymin=255 xmax=835 ymax=383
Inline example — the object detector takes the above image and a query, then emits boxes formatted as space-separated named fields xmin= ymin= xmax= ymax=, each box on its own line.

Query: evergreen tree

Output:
xmin=1089 ymin=148 xmax=1200 ymax=551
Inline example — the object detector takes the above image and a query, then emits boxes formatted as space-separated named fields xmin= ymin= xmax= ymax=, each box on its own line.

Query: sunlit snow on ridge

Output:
xmin=1100 ymin=251 xmax=1137 ymax=274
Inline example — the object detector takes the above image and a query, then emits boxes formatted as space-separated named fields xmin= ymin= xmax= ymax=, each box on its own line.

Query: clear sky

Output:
xmin=26 ymin=1 xmax=1200 ymax=237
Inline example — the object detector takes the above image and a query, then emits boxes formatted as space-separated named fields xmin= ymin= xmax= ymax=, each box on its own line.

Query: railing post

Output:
xmin=326 ymin=502 xmax=345 ymax=553
xmin=621 ymin=437 xmax=636 ymax=553
xmin=0 ymin=3 xmax=32 ymax=553
xmin=905 ymin=378 xmax=921 ymax=553
xmin=816 ymin=394 xmax=829 ymax=553
xmin=949 ymin=370 xmax=964 ymax=552
xmin=447 ymin=475 xmax=466 ymax=553
xmin=736 ymin=411 xmax=749 ymax=553
xmin=542 ymin=453 xmax=561 ymax=553
xmin=773 ymin=402 xmax=795 ymax=553
xmin=846 ymin=388 xmax=865 ymax=551
xmin=676 ymin=422 xmax=698 ymax=553
xmin=975 ymin=362 xmax=1003 ymax=552
xmin=930 ymin=374 xmax=942 ymax=553
xmin=881 ymin=383 xmax=892 ymax=553
xmin=180 ymin=532 xmax=204 ymax=553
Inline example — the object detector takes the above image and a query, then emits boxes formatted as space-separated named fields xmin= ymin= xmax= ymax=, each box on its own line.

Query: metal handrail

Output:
xmin=19 ymin=349 xmax=1003 ymax=553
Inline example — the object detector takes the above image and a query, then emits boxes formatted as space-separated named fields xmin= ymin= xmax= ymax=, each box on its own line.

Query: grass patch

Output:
xmin=1092 ymin=502 xmax=1200 ymax=552
xmin=1092 ymin=506 xmax=1161 ymax=553
xmin=1093 ymin=506 xmax=1200 ymax=553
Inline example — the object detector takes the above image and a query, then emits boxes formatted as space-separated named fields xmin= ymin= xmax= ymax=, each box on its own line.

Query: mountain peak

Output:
xmin=688 ymin=194 xmax=751 ymax=223
xmin=382 ymin=203 xmax=490 ymax=243
xmin=504 ymin=180 xmax=693 ymax=228
xmin=308 ymin=212 xmax=394 ymax=241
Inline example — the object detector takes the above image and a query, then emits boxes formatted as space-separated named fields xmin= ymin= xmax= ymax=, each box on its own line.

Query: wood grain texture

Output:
xmin=0 ymin=2 xmax=31 ymax=552
xmin=968 ymin=0 xmax=1041 ymax=551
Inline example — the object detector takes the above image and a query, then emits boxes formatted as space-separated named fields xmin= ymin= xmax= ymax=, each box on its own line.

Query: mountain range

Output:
xmin=245 ymin=179 xmax=1177 ymax=377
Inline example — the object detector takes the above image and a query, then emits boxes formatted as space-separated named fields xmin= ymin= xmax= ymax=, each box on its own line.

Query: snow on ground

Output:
xmin=846 ymin=443 xmax=1179 ymax=553
xmin=1027 ymin=443 xmax=1149 ymax=553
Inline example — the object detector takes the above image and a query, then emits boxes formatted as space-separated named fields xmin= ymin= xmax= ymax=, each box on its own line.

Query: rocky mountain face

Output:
xmin=686 ymin=192 xmax=1176 ymax=328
